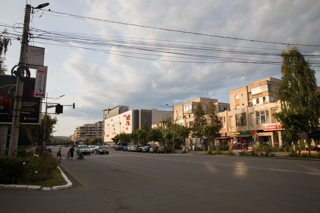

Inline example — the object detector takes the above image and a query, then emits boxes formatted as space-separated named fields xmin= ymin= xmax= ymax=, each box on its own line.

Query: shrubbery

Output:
xmin=0 ymin=147 xmax=59 ymax=184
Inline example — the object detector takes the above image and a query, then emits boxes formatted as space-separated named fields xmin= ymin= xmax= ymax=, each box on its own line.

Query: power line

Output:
xmin=42 ymin=9 xmax=320 ymax=47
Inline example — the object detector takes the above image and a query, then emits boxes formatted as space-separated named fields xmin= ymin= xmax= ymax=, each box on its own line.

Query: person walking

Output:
xmin=192 ymin=144 xmax=196 ymax=155
xmin=57 ymin=147 xmax=62 ymax=160
xmin=69 ymin=146 xmax=75 ymax=160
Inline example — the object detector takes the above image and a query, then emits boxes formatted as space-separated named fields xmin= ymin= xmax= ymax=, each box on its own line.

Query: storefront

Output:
xmin=214 ymin=132 xmax=232 ymax=148
xmin=230 ymin=130 xmax=256 ymax=150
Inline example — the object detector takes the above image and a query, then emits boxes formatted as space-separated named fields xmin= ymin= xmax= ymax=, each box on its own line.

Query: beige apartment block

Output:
xmin=70 ymin=122 xmax=104 ymax=143
xmin=173 ymin=97 xmax=230 ymax=128
xmin=172 ymin=97 xmax=230 ymax=146
xmin=227 ymin=77 xmax=283 ymax=148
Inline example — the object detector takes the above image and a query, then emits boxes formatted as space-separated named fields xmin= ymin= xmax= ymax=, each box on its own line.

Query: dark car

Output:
xmin=115 ymin=144 xmax=123 ymax=151
xmin=157 ymin=146 xmax=172 ymax=153
xmin=137 ymin=146 xmax=143 ymax=152
xmin=142 ymin=145 xmax=151 ymax=152
xmin=122 ymin=146 xmax=128 ymax=151
xmin=94 ymin=146 xmax=109 ymax=154
xmin=149 ymin=146 xmax=159 ymax=153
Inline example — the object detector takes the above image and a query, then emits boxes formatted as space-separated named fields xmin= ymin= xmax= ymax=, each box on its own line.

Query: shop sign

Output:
xmin=230 ymin=131 xmax=251 ymax=137
xmin=263 ymin=123 xmax=282 ymax=131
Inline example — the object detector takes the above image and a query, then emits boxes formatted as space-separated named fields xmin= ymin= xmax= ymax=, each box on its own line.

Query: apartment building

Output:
xmin=173 ymin=97 xmax=230 ymax=128
xmin=227 ymin=77 xmax=283 ymax=148
xmin=70 ymin=121 xmax=104 ymax=143
xmin=104 ymin=109 xmax=173 ymax=145
xmin=172 ymin=97 xmax=230 ymax=146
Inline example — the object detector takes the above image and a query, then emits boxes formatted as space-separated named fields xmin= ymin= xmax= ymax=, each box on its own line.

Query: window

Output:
xmin=235 ymin=95 xmax=240 ymax=99
xmin=189 ymin=121 xmax=193 ymax=127
xmin=251 ymin=85 xmax=268 ymax=95
xmin=219 ymin=116 xmax=226 ymax=128
xmin=235 ymin=113 xmax=246 ymax=127
xmin=256 ymin=109 xmax=270 ymax=124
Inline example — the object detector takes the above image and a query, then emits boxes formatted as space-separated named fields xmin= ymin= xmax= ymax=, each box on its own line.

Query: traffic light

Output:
xmin=55 ymin=104 xmax=63 ymax=114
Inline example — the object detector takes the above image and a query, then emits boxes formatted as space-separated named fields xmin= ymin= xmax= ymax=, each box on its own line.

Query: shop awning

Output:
xmin=232 ymin=134 xmax=252 ymax=137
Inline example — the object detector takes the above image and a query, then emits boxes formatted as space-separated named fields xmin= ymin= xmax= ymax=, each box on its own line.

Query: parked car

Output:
xmin=94 ymin=146 xmax=109 ymax=154
xmin=157 ymin=146 xmax=172 ymax=153
xmin=131 ymin=145 xmax=139 ymax=152
xmin=115 ymin=144 xmax=123 ymax=151
xmin=123 ymin=145 xmax=128 ymax=151
xmin=149 ymin=146 xmax=159 ymax=153
xmin=77 ymin=145 xmax=91 ymax=155
xmin=142 ymin=145 xmax=151 ymax=152
xmin=137 ymin=146 xmax=143 ymax=152
xmin=88 ymin=145 xmax=96 ymax=153
xmin=127 ymin=145 xmax=132 ymax=152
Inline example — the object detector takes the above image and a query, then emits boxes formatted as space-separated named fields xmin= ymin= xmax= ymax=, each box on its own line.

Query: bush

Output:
xmin=20 ymin=147 xmax=59 ymax=182
xmin=214 ymin=150 xmax=223 ymax=155
xmin=0 ymin=156 xmax=26 ymax=184
xmin=224 ymin=150 xmax=235 ymax=156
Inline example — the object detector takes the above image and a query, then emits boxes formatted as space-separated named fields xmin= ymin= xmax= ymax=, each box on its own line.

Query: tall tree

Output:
xmin=273 ymin=46 xmax=320 ymax=147
xmin=203 ymin=101 xmax=222 ymax=146
xmin=24 ymin=114 xmax=58 ymax=146
xmin=192 ymin=102 xmax=206 ymax=143
xmin=0 ymin=29 xmax=11 ymax=74
xmin=175 ymin=125 xmax=191 ymax=147
xmin=147 ymin=128 xmax=162 ymax=143
xmin=142 ymin=120 xmax=150 ymax=132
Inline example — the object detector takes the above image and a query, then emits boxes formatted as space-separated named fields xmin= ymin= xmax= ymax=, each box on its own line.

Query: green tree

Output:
xmin=24 ymin=114 xmax=57 ymax=146
xmin=273 ymin=46 xmax=320 ymax=150
xmin=135 ymin=129 xmax=147 ymax=145
xmin=142 ymin=120 xmax=150 ymax=132
xmin=0 ymin=29 xmax=11 ymax=74
xmin=175 ymin=125 xmax=191 ymax=147
xmin=147 ymin=128 xmax=162 ymax=143
xmin=203 ymin=101 xmax=222 ymax=146
xmin=192 ymin=102 xmax=206 ymax=143
xmin=118 ymin=132 xmax=130 ymax=145
xmin=84 ymin=138 xmax=90 ymax=146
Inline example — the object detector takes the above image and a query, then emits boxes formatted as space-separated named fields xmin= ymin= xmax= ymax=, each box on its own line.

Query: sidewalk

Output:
xmin=175 ymin=149 xmax=320 ymax=157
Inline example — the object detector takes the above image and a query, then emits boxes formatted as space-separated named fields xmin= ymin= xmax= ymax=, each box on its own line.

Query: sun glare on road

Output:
xmin=234 ymin=162 xmax=248 ymax=177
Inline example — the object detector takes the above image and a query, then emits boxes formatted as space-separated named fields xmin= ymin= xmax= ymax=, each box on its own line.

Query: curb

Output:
xmin=0 ymin=166 xmax=72 ymax=191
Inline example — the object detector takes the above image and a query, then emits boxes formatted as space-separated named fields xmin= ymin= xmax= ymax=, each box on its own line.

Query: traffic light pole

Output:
xmin=8 ymin=4 xmax=31 ymax=156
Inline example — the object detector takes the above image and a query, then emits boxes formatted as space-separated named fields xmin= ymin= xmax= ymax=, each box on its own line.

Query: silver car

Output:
xmin=131 ymin=145 xmax=139 ymax=152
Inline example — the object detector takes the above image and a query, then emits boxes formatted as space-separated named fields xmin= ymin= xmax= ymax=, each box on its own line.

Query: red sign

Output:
xmin=263 ymin=123 xmax=282 ymax=131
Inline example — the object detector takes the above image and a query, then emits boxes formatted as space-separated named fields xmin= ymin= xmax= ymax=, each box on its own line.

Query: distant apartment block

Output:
xmin=104 ymin=108 xmax=172 ymax=144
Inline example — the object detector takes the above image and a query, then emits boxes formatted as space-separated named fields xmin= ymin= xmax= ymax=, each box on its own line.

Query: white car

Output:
xmin=88 ymin=145 xmax=96 ymax=153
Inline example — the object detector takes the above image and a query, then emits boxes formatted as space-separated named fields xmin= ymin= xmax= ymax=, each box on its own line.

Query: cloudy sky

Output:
xmin=1 ymin=0 xmax=319 ymax=137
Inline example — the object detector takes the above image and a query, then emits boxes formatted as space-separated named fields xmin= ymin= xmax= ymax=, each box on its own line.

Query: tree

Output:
xmin=135 ymin=129 xmax=147 ymax=145
xmin=273 ymin=46 xmax=320 ymax=150
xmin=142 ymin=120 xmax=150 ymax=132
xmin=0 ymin=29 xmax=11 ymax=74
xmin=203 ymin=101 xmax=222 ymax=146
xmin=147 ymin=128 xmax=162 ymax=144
xmin=24 ymin=114 xmax=58 ymax=146
xmin=84 ymin=138 xmax=90 ymax=146
xmin=192 ymin=102 xmax=206 ymax=143
xmin=175 ymin=125 xmax=191 ymax=147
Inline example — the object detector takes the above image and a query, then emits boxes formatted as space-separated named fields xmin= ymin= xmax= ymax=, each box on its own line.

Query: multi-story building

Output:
xmin=70 ymin=121 xmax=104 ymax=143
xmin=104 ymin=109 xmax=172 ymax=145
xmin=172 ymin=97 xmax=230 ymax=146
xmin=227 ymin=77 xmax=283 ymax=148
xmin=103 ymin=105 xmax=129 ymax=120
xmin=173 ymin=97 xmax=230 ymax=128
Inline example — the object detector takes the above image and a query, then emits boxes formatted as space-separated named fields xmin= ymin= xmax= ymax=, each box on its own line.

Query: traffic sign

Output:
xmin=301 ymin=133 xmax=308 ymax=139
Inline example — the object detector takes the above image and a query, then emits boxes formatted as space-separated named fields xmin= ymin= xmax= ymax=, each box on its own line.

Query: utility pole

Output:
xmin=8 ymin=4 xmax=31 ymax=156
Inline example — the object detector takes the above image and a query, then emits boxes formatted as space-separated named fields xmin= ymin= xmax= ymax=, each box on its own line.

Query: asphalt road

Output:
xmin=1 ymin=146 xmax=320 ymax=213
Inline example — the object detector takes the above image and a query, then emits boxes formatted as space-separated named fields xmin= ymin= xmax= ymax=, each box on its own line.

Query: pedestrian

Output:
xmin=69 ymin=146 xmax=75 ymax=160
xmin=192 ymin=144 xmax=196 ymax=155
xmin=57 ymin=147 xmax=62 ymax=160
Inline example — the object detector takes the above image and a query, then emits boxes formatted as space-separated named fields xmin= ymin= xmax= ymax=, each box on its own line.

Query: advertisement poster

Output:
xmin=0 ymin=75 xmax=41 ymax=125
xmin=34 ymin=66 xmax=48 ymax=98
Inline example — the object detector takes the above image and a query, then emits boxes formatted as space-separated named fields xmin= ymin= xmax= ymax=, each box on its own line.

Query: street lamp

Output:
xmin=43 ymin=94 xmax=64 ymax=146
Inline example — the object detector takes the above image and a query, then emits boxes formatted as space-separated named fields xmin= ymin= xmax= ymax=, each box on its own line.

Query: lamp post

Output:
xmin=8 ymin=3 xmax=50 ymax=156
xmin=43 ymin=94 xmax=64 ymax=146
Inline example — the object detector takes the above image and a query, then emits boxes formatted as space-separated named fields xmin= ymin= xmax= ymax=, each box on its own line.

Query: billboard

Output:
xmin=104 ymin=110 xmax=133 ymax=142
xmin=0 ymin=75 xmax=41 ymax=125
